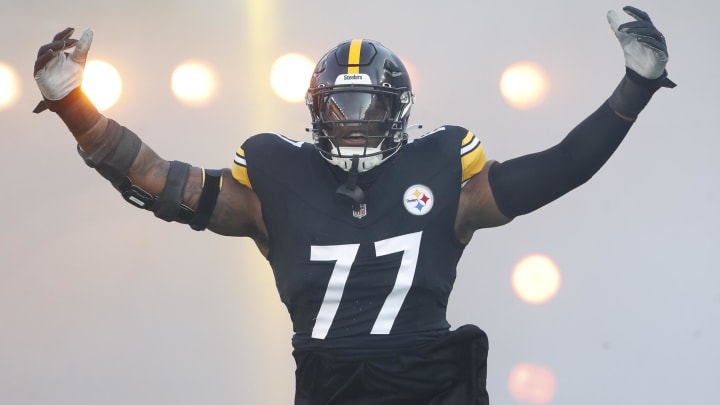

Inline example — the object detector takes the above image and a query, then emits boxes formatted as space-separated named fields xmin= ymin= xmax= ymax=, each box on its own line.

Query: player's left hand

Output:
xmin=33 ymin=27 xmax=94 ymax=113
xmin=607 ymin=6 xmax=671 ymax=81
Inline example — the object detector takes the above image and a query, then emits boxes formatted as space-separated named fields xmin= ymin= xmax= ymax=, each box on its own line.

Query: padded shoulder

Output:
xmin=412 ymin=125 xmax=487 ymax=184
xmin=231 ymin=133 xmax=309 ymax=188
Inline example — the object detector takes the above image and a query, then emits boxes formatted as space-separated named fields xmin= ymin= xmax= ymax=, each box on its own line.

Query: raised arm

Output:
xmin=455 ymin=6 xmax=675 ymax=244
xmin=33 ymin=28 xmax=268 ymax=255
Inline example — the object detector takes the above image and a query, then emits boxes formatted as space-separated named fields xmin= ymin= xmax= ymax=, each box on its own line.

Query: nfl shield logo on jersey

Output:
xmin=353 ymin=203 xmax=367 ymax=219
xmin=403 ymin=185 xmax=434 ymax=215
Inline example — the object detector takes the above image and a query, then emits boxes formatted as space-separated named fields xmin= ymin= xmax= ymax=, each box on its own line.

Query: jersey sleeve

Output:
xmin=460 ymin=130 xmax=487 ymax=183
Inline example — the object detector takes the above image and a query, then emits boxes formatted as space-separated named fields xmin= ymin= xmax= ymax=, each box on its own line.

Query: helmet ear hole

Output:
xmin=384 ymin=58 xmax=400 ymax=74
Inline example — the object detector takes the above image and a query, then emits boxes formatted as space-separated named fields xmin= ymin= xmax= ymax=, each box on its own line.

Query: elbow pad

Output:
xmin=120 ymin=163 xmax=222 ymax=231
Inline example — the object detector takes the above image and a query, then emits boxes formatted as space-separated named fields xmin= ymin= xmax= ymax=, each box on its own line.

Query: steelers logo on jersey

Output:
xmin=403 ymin=184 xmax=434 ymax=216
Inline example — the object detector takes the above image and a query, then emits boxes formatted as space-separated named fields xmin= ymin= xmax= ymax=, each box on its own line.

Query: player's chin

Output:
xmin=335 ymin=134 xmax=374 ymax=148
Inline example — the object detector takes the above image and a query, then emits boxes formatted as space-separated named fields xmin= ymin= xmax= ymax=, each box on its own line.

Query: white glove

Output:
xmin=34 ymin=28 xmax=93 ymax=102
xmin=607 ymin=6 xmax=669 ymax=80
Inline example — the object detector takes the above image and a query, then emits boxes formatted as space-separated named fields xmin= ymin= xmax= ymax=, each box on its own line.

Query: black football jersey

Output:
xmin=231 ymin=125 xmax=487 ymax=350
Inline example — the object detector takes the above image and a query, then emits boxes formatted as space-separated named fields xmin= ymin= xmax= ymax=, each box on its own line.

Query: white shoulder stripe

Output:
xmin=419 ymin=126 xmax=446 ymax=138
xmin=234 ymin=154 xmax=247 ymax=166
xmin=270 ymin=132 xmax=305 ymax=148
xmin=461 ymin=136 xmax=480 ymax=156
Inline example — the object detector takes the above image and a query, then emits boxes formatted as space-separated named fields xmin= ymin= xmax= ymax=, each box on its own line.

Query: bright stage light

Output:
xmin=172 ymin=61 xmax=218 ymax=107
xmin=508 ymin=363 xmax=556 ymax=404
xmin=0 ymin=62 xmax=21 ymax=110
xmin=82 ymin=60 xmax=122 ymax=111
xmin=512 ymin=254 xmax=561 ymax=304
xmin=270 ymin=53 xmax=315 ymax=103
xmin=500 ymin=62 xmax=549 ymax=110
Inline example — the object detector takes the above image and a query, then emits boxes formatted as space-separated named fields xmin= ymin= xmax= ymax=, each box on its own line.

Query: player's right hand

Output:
xmin=33 ymin=27 xmax=94 ymax=113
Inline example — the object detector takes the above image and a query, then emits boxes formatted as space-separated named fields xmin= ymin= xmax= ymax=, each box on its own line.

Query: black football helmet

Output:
xmin=307 ymin=39 xmax=414 ymax=172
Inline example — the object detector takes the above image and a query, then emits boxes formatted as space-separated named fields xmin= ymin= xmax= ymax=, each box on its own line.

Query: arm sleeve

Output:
xmin=487 ymin=100 xmax=632 ymax=219
xmin=487 ymin=69 xmax=673 ymax=219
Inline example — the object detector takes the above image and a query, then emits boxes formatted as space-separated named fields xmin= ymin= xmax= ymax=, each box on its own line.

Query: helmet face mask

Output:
xmin=307 ymin=39 xmax=414 ymax=172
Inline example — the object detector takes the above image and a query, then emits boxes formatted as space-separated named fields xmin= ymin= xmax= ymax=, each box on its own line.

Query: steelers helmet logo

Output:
xmin=403 ymin=184 xmax=434 ymax=216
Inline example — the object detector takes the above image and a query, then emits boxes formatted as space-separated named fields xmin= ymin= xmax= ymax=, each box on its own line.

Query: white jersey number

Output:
xmin=310 ymin=231 xmax=423 ymax=339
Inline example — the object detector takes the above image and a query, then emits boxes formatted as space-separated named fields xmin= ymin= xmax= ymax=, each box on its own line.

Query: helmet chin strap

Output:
xmin=335 ymin=155 xmax=365 ymax=210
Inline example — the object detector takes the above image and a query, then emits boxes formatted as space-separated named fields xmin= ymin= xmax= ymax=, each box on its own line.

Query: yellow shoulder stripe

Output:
xmin=460 ymin=131 xmax=487 ymax=182
xmin=231 ymin=146 xmax=252 ymax=189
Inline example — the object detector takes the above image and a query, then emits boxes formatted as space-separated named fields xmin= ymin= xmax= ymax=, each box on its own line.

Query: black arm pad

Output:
xmin=488 ymin=101 xmax=633 ymax=219
xmin=189 ymin=169 xmax=222 ymax=231
xmin=154 ymin=160 xmax=191 ymax=222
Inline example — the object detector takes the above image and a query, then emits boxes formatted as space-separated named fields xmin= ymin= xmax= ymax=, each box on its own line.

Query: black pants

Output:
xmin=293 ymin=325 xmax=489 ymax=405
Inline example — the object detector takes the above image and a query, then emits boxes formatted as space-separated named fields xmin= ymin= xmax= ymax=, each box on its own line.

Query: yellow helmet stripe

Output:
xmin=347 ymin=39 xmax=363 ymax=74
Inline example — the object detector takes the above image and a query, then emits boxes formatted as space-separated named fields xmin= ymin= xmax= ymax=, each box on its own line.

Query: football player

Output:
xmin=33 ymin=6 xmax=674 ymax=404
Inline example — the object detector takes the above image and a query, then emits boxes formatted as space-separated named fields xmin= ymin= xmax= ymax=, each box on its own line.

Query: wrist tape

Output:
xmin=34 ymin=88 xmax=101 ymax=136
